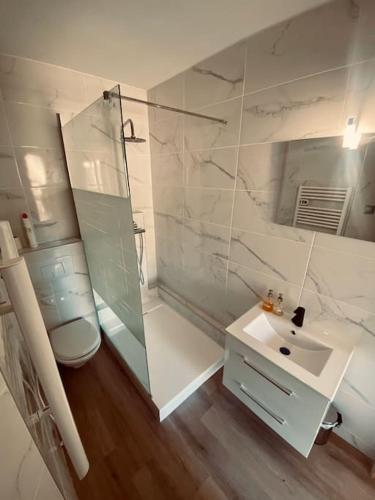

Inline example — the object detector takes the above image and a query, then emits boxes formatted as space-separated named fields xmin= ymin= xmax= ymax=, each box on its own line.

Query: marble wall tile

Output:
xmin=0 ymin=146 xmax=22 ymax=189
xmin=300 ymin=288 xmax=375 ymax=345
xmin=34 ymin=468 xmax=63 ymax=500
xmin=230 ymin=229 xmax=311 ymax=285
xmin=183 ymin=250 xmax=229 ymax=325
xmin=156 ymin=233 xmax=185 ymax=295
xmin=0 ymin=374 xmax=51 ymax=500
xmin=342 ymin=331 xmax=375 ymax=408
xmin=184 ymin=187 xmax=233 ymax=226
xmin=66 ymin=149 xmax=127 ymax=197
xmin=314 ymin=231 xmax=375 ymax=260
xmin=153 ymin=185 xmax=184 ymax=217
xmin=83 ymin=74 xmax=119 ymax=107
xmin=184 ymin=97 xmax=242 ymax=151
xmin=127 ymin=153 xmax=153 ymax=211
xmin=129 ymin=185 xmax=153 ymax=215
xmin=334 ymin=387 xmax=375 ymax=447
xmin=150 ymin=152 xmax=183 ymax=186
xmin=185 ymin=42 xmax=245 ymax=110
xmin=241 ymin=68 xmax=347 ymax=145
xmin=149 ymin=115 xmax=183 ymax=155
xmin=0 ymin=98 xmax=11 ymax=146
xmin=0 ymin=187 xmax=29 ymax=241
xmin=0 ymin=54 xmax=87 ymax=112
xmin=154 ymin=213 xmax=183 ymax=242
xmin=4 ymin=102 xmax=62 ymax=149
xmin=156 ymin=257 xmax=185 ymax=296
xmin=126 ymin=153 xmax=151 ymax=186
xmin=244 ymin=0 xmax=357 ymax=94
xmin=226 ymin=261 xmax=301 ymax=322
xmin=157 ymin=286 xmax=225 ymax=346
xmin=25 ymin=185 xmax=78 ymax=229
xmin=157 ymin=235 xmax=184 ymax=270
xmin=345 ymin=143 xmax=375 ymax=242
xmin=232 ymin=190 xmax=313 ymax=243
xmin=14 ymin=145 xmax=80 ymax=241
xmin=35 ymin=216 xmax=79 ymax=243
xmin=63 ymin=108 xmax=123 ymax=153
xmin=305 ymin=244 xmax=375 ymax=313
xmin=236 ymin=143 xmax=285 ymax=191
xmin=184 ymin=146 xmax=237 ymax=189
xmin=148 ymin=74 xmax=184 ymax=120
xmin=183 ymin=219 xmax=230 ymax=260
xmin=15 ymin=147 xmax=70 ymax=188
xmin=334 ymin=423 xmax=375 ymax=460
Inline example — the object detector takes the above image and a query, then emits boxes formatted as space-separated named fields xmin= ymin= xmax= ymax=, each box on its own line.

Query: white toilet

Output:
xmin=49 ymin=317 xmax=101 ymax=368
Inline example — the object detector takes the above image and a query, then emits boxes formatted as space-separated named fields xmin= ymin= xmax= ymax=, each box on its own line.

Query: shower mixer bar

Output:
xmin=103 ymin=90 xmax=228 ymax=125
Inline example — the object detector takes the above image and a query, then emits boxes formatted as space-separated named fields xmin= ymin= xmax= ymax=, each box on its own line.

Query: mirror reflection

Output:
xmin=275 ymin=135 xmax=375 ymax=242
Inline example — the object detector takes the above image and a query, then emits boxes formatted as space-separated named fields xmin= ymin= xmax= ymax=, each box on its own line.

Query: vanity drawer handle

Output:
xmin=236 ymin=381 xmax=286 ymax=425
xmin=239 ymin=354 xmax=294 ymax=397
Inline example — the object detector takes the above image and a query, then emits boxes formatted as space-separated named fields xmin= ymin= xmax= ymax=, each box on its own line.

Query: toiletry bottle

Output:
xmin=274 ymin=293 xmax=284 ymax=316
xmin=21 ymin=213 xmax=38 ymax=249
xmin=262 ymin=289 xmax=274 ymax=312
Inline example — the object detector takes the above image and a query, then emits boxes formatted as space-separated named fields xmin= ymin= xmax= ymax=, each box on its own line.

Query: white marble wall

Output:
xmin=148 ymin=0 xmax=375 ymax=459
xmin=0 ymin=54 xmax=156 ymax=286
xmin=0 ymin=370 xmax=63 ymax=500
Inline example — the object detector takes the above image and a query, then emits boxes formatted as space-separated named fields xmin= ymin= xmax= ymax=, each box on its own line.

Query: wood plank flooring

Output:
xmin=61 ymin=343 xmax=375 ymax=500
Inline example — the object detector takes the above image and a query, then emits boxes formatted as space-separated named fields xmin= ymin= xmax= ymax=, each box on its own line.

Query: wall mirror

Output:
xmin=275 ymin=134 xmax=375 ymax=243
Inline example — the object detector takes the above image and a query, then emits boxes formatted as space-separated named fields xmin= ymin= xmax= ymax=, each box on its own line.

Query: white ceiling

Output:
xmin=0 ymin=0 xmax=329 ymax=89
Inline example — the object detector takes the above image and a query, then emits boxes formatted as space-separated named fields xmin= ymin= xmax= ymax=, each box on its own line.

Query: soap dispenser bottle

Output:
xmin=262 ymin=289 xmax=274 ymax=312
xmin=274 ymin=293 xmax=284 ymax=316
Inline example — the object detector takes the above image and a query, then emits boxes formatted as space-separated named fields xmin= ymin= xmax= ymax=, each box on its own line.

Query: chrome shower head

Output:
xmin=124 ymin=135 xmax=146 ymax=143
xmin=122 ymin=118 xmax=146 ymax=143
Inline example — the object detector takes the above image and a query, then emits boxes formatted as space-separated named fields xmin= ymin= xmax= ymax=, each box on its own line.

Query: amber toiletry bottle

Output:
xmin=262 ymin=289 xmax=274 ymax=312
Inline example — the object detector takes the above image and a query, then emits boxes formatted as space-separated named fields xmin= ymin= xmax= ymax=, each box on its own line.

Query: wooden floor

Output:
xmin=62 ymin=343 xmax=375 ymax=500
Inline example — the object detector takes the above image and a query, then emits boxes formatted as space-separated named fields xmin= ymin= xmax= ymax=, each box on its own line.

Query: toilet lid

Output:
xmin=50 ymin=318 xmax=100 ymax=360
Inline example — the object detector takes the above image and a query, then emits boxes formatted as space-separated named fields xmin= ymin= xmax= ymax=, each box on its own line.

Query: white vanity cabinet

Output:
xmin=223 ymin=335 xmax=330 ymax=457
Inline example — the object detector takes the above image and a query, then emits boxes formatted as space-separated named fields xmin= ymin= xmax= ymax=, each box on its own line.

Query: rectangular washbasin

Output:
xmin=243 ymin=311 xmax=333 ymax=376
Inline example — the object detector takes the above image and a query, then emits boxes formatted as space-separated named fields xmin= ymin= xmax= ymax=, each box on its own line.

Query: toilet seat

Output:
xmin=50 ymin=318 xmax=101 ymax=362
xmin=55 ymin=342 xmax=101 ymax=367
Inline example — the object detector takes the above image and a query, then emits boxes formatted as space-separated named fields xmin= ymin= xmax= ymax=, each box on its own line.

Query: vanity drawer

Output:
xmin=223 ymin=335 xmax=329 ymax=456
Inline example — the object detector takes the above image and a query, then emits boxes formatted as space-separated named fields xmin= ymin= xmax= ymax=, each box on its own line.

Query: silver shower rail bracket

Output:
xmin=103 ymin=90 xmax=228 ymax=125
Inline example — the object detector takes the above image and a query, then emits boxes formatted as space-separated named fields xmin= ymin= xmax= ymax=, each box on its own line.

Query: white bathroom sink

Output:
xmin=243 ymin=312 xmax=332 ymax=376
xmin=226 ymin=303 xmax=356 ymax=400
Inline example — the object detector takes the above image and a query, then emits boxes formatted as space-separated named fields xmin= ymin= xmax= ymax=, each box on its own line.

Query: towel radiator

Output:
xmin=292 ymin=186 xmax=352 ymax=235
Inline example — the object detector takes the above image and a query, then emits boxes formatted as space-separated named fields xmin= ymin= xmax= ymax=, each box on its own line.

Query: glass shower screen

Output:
xmin=61 ymin=85 xmax=150 ymax=392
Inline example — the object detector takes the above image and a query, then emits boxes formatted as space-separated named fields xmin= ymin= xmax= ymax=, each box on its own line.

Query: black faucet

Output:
xmin=291 ymin=306 xmax=305 ymax=327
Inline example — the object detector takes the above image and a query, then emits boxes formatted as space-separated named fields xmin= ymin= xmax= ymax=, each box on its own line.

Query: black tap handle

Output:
xmin=291 ymin=306 xmax=305 ymax=327
xmin=294 ymin=306 xmax=305 ymax=314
